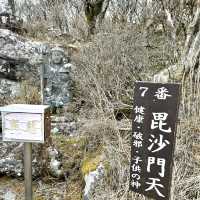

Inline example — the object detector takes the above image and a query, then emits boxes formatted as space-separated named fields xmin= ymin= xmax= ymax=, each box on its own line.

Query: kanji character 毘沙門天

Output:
xmin=145 ymin=178 xmax=165 ymax=197
xmin=148 ymin=134 xmax=170 ymax=152
xmin=147 ymin=157 xmax=166 ymax=177
xmin=151 ymin=113 xmax=172 ymax=133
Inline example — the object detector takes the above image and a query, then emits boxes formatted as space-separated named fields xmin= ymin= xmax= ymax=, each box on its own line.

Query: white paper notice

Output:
xmin=3 ymin=113 xmax=43 ymax=142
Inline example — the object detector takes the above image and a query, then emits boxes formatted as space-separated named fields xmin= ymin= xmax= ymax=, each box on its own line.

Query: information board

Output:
xmin=0 ymin=104 xmax=50 ymax=143
xmin=3 ymin=112 xmax=43 ymax=142
xmin=130 ymin=81 xmax=181 ymax=200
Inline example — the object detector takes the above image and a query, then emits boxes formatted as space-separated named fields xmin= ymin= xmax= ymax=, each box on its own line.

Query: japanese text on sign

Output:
xmin=130 ymin=82 xmax=181 ymax=200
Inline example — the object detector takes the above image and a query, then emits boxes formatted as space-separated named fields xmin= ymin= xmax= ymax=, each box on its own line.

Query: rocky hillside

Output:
xmin=0 ymin=0 xmax=199 ymax=200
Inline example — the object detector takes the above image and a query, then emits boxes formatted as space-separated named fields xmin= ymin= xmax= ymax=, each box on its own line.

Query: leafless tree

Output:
xmin=152 ymin=0 xmax=200 ymax=82
xmin=84 ymin=0 xmax=110 ymax=37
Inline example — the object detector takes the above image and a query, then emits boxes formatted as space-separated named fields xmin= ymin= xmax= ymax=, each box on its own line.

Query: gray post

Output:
xmin=40 ymin=64 xmax=45 ymax=105
xmin=24 ymin=143 xmax=32 ymax=200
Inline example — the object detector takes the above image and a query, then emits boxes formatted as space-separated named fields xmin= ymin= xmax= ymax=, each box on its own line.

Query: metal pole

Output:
xmin=40 ymin=64 xmax=44 ymax=105
xmin=24 ymin=142 xmax=32 ymax=200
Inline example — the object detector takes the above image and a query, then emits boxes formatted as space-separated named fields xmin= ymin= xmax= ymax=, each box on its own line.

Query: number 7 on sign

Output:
xmin=139 ymin=87 xmax=148 ymax=97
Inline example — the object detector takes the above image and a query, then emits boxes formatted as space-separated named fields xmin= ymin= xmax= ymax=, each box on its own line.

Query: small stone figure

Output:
xmin=44 ymin=47 xmax=72 ymax=111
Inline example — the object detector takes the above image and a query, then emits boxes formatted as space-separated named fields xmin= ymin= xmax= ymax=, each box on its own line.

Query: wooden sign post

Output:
xmin=0 ymin=104 xmax=50 ymax=200
xmin=130 ymin=82 xmax=181 ymax=200
xmin=24 ymin=142 xmax=32 ymax=199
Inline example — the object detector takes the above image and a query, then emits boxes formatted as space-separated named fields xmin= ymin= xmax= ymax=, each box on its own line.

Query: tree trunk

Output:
xmin=8 ymin=0 xmax=15 ymax=15
xmin=84 ymin=0 xmax=105 ymax=38
xmin=153 ymin=3 xmax=200 ymax=82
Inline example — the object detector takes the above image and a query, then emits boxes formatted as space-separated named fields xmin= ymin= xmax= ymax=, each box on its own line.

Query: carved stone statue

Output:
xmin=44 ymin=47 xmax=72 ymax=109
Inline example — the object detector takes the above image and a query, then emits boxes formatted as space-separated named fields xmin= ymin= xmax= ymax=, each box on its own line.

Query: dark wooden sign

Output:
xmin=130 ymin=81 xmax=181 ymax=200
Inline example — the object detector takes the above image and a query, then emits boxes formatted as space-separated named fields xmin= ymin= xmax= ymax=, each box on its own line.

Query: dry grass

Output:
xmin=83 ymin=79 xmax=200 ymax=200
xmin=73 ymin=25 xmax=174 ymax=118
xmin=11 ymin=80 xmax=41 ymax=105
xmin=0 ymin=9 xmax=199 ymax=199
xmin=73 ymin=25 xmax=200 ymax=200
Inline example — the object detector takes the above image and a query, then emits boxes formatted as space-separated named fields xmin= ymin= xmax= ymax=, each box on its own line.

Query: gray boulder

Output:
xmin=0 ymin=141 xmax=64 ymax=179
xmin=51 ymin=114 xmax=78 ymax=136
xmin=3 ymin=189 xmax=16 ymax=200
xmin=84 ymin=163 xmax=104 ymax=200
xmin=0 ymin=0 xmax=24 ymax=34
xmin=48 ymin=146 xmax=64 ymax=178
xmin=0 ymin=142 xmax=42 ymax=178
xmin=0 ymin=29 xmax=49 ymax=101
xmin=0 ymin=0 xmax=12 ymax=14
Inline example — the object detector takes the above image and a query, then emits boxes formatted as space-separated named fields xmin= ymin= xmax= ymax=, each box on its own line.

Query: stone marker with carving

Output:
xmin=44 ymin=47 xmax=72 ymax=109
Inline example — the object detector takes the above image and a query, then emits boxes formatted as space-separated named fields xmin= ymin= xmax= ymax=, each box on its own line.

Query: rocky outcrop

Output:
xmin=0 ymin=141 xmax=64 ymax=179
xmin=0 ymin=1 xmax=45 ymax=77
xmin=48 ymin=146 xmax=64 ymax=178
xmin=0 ymin=142 xmax=39 ymax=177
xmin=2 ymin=189 xmax=16 ymax=200
xmin=83 ymin=163 xmax=104 ymax=200
xmin=0 ymin=0 xmax=12 ymax=14
xmin=0 ymin=29 xmax=50 ymax=102
xmin=0 ymin=29 xmax=48 ymax=76
xmin=51 ymin=114 xmax=78 ymax=136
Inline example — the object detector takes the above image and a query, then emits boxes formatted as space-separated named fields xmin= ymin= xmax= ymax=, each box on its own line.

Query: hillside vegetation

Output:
xmin=1 ymin=0 xmax=200 ymax=199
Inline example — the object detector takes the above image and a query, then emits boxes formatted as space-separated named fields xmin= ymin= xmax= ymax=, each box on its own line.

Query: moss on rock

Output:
xmin=52 ymin=135 xmax=87 ymax=200
xmin=81 ymin=154 xmax=102 ymax=176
